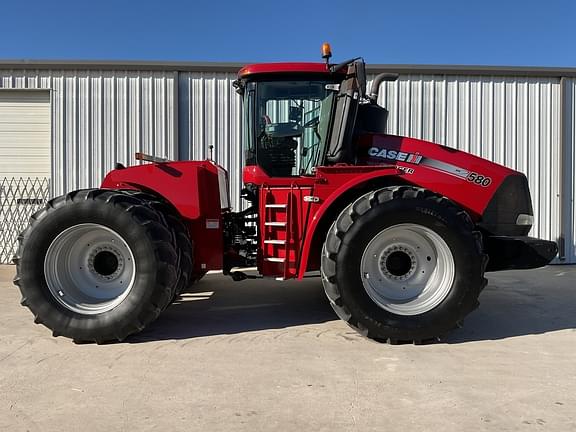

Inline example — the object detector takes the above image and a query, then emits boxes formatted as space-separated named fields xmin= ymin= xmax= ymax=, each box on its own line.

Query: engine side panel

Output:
xmin=356 ymin=134 xmax=519 ymax=219
xmin=101 ymin=160 xmax=224 ymax=271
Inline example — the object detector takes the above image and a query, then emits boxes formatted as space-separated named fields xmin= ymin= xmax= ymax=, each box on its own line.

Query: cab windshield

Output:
xmin=244 ymin=80 xmax=336 ymax=176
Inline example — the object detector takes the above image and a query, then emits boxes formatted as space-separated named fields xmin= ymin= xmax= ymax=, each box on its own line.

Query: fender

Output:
xmin=101 ymin=160 xmax=222 ymax=221
xmin=297 ymin=166 xmax=400 ymax=278
xmin=101 ymin=160 xmax=225 ymax=270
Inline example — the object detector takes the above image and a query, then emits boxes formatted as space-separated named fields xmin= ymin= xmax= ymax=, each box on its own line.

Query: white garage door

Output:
xmin=0 ymin=90 xmax=51 ymax=263
xmin=0 ymin=90 xmax=51 ymax=177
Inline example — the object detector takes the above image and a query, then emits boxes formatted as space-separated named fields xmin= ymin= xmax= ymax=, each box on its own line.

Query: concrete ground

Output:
xmin=0 ymin=265 xmax=575 ymax=431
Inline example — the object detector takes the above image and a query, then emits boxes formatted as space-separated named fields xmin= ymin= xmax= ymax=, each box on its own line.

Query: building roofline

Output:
xmin=1 ymin=59 xmax=576 ymax=77
xmin=0 ymin=59 xmax=243 ymax=73
xmin=369 ymin=64 xmax=576 ymax=78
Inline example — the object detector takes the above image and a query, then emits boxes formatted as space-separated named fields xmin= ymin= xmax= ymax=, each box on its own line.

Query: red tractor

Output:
xmin=14 ymin=46 xmax=557 ymax=343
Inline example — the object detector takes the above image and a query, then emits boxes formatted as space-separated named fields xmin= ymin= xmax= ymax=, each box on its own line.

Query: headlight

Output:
xmin=516 ymin=214 xmax=534 ymax=226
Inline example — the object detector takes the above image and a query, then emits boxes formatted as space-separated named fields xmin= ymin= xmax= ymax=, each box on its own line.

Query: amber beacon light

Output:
xmin=321 ymin=42 xmax=332 ymax=60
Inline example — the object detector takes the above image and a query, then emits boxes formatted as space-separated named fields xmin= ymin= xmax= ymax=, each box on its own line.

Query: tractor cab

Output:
xmin=233 ymin=48 xmax=394 ymax=183
xmin=239 ymin=72 xmax=337 ymax=177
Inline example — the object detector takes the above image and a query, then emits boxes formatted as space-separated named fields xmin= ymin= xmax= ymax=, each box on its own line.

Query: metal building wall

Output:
xmin=564 ymin=79 xmax=576 ymax=263
xmin=0 ymin=65 xmax=573 ymax=263
xmin=375 ymin=75 xmax=563 ymax=258
xmin=0 ymin=69 xmax=178 ymax=196
xmin=178 ymin=72 xmax=244 ymax=210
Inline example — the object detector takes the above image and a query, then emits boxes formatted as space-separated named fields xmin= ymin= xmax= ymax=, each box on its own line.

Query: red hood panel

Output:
xmin=356 ymin=134 xmax=519 ymax=218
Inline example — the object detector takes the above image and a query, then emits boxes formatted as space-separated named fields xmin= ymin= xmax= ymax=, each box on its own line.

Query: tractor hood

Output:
xmin=356 ymin=133 xmax=533 ymax=236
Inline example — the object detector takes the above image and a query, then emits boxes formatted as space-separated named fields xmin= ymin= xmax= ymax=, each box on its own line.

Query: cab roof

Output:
xmin=238 ymin=62 xmax=341 ymax=79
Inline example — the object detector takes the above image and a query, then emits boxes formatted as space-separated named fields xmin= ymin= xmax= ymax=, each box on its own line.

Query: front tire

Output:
xmin=321 ymin=186 xmax=487 ymax=343
xmin=13 ymin=189 xmax=178 ymax=343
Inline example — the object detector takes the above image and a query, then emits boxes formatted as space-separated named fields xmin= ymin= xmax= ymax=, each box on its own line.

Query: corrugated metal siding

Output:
xmin=0 ymin=67 xmax=573 ymax=263
xmin=0 ymin=70 xmax=177 ymax=196
xmin=374 ymin=75 xmax=563 ymax=258
xmin=178 ymin=72 xmax=244 ymax=210
xmin=565 ymin=79 xmax=576 ymax=263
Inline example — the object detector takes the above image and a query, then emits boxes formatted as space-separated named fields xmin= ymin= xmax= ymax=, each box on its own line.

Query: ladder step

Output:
xmin=265 ymin=222 xmax=286 ymax=227
xmin=264 ymin=240 xmax=286 ymax=244
xmin=264 ymin=257 xmax=286 ymax=263
xmin=265 ymin=204 xmax=287 ymax=208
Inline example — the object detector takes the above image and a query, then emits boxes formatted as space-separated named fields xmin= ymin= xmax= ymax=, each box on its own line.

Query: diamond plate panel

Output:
xmin=0 ymin=177 xmax=50 ymax=263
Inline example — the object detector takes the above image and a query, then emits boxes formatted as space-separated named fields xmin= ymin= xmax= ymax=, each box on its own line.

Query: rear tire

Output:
xmin=118 ymin=191 xmax=193 ymax=300
xmin=13 ymin=189 xmax=178 ymax=343
xmin=321 ymin=186 xmax=487 ymax=343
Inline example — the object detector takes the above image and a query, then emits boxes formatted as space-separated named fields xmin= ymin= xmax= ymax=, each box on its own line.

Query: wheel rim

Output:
xmin=44 ymin=223 xmax=136 ymax=315
xmin=360 ymin=223 xmax=455 ymax=316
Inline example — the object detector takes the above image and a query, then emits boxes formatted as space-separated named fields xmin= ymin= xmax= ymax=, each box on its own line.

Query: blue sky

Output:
xmin=1 ymin=0 xmax=574 ymax=67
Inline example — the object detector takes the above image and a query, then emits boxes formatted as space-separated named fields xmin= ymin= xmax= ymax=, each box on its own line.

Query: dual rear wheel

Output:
xmin=14 ymin=189 xmax=194 ymax=343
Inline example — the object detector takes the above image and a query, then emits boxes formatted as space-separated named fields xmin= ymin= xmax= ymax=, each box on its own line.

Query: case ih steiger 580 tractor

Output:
xmin=14 ymin=45 xmax=557 ymax=344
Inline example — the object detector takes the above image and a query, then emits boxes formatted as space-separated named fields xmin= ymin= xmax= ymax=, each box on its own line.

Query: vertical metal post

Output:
xmin=557 ymin=77 xmax=568 ymax=261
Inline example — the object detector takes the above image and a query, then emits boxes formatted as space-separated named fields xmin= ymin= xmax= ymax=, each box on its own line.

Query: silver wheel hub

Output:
xmin=44 ymin=223 xmax=136 ymax=315
xmin=87 ymin=245 xmax=125 ymax=281
xmin=378 ymin=245 xmax=417 ymax=281
xmin=360 ymin=223 xmax=455 ymax=316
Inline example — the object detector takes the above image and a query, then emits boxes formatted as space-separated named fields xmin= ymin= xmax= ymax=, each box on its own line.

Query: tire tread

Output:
xmin=320 ymin=185 xmax=488 ymax=344
xmin=13 ymin=188 xmax=179 ymax=343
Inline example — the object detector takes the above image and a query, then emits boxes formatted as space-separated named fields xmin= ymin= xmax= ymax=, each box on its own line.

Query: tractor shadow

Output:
xmin=129 ymin=273 xmax=337 ymax=343
xmin=129 ymin=266 xmax=576 ymax=344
